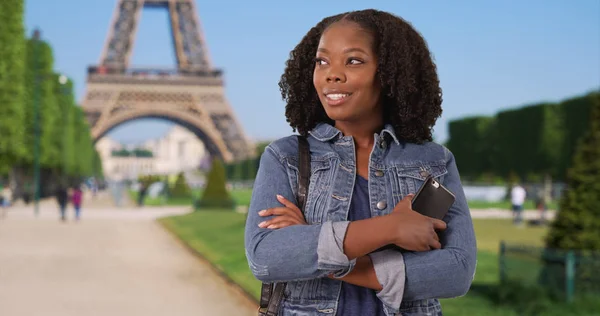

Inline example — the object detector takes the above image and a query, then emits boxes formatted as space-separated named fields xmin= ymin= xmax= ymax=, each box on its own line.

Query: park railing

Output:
xmin=499 ymin=241 xmax=600 ymax=303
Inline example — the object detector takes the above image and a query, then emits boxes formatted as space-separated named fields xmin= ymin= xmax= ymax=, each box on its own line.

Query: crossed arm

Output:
xmin=244 ymin=146 xmax=477 ymax=302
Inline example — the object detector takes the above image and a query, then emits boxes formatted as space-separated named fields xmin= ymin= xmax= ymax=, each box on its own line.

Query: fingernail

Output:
xmin=258 ymin=221 xmax=267 ymax=228
xmin=276 ymin=194 xmax=284 ymax=200
xmin=258 ymin=210 xmax=266 ymax=215
xmin=267 ymin=225 xmax=276 ymax=229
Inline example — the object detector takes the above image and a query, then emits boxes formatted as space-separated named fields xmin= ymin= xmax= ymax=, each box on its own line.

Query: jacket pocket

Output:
xmin=389 ymin=163 xmax=448 ymax=206
xmin=286 ymin=159 xmax=334 ymax=225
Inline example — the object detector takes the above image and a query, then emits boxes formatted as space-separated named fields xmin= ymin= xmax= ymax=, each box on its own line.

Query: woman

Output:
xmin=245 ymin=9 xmax=477 ymax=316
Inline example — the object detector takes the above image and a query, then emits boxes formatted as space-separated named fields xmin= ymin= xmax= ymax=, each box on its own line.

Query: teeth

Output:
xmin=326 ymin=94 xmax=349 ymax=100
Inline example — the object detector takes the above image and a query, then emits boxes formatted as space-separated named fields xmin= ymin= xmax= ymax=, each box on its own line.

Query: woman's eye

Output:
xmin=348 ymin=58 xmax=363 ymax=65
xmin=315 ymin=58 xmax=328 ymax=65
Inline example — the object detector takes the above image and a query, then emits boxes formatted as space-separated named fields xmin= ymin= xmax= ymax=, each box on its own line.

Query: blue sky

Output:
xmin=24 ymin=0 xmax=600 ymax=144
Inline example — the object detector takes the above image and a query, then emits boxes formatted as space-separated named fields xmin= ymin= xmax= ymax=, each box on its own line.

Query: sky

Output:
xmin=24 ymin=0 xmax=600 ymax=144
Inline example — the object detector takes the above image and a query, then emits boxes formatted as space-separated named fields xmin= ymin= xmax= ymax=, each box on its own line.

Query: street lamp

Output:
xmin=32 ymin=29 xmax=41 ymax=217
xmin=58 ymin=74 xmax=70 ymax=181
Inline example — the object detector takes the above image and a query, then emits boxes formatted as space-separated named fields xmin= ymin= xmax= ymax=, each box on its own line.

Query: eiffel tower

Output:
xmin=82 ymin=0 xmax=254 ymax=163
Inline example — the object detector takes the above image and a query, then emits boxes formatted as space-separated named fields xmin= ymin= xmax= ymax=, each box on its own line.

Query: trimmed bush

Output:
xmin=170 ymin=172 xmax=191 ymax=198
xmin=196 ymin=158 xmax=235 ymax=210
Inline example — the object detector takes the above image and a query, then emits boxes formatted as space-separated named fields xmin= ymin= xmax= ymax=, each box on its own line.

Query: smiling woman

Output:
xmin=245 ymin=9 xmax=476 ymax=316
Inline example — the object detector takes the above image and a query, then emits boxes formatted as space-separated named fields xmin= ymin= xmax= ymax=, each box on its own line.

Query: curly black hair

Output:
xmin=279 ymin=9 xmax=443 ymax=143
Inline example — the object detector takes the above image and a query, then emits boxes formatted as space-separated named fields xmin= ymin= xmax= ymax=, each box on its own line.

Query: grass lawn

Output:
xmin=160 ymin=211 xmax=569 ymax=315
xmin=468 ymin=199 xmax=558 ymax=211
xmin=131 ymin=188 xmax=254 ymax=207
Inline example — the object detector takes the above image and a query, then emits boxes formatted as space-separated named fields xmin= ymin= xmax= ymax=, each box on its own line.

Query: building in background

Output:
xmin=96 ymin=126 xmax=207 ymax=181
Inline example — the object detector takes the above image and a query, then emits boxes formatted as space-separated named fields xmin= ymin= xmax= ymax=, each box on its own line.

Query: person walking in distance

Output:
xmin=71 ymin=185 xmax=83 ymax=221
xmin=511 ymin=183 xmax=527 ymax=225
xmin=1 ymin=184 xmax=13 ymax=218
xmin=56 ymin=184 xmax=69 ymax=222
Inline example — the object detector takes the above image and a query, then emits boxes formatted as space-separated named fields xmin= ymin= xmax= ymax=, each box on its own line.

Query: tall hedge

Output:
xmin=558 ymin=92 xmax=599 ymax=179
xmin=446 ymin=91 xmax=598 ymax=182
xmin=0 ymin=0 xmax=26 ymax=174
xmin=446 ymin=116 xmax=494 ymax=178
xmin=493 ymin=103 xmax=564 ymax=180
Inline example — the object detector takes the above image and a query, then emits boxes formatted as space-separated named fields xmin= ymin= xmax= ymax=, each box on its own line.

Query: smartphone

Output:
xmin=411 ymin=176 xmax=455 ymax=220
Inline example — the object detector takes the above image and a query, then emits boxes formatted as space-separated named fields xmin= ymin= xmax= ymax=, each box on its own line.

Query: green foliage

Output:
xmin=92 ymin=149 xmax=103 ymax=178
xmin=446 ymin=91 xmax=598 ymax=182
xmin=138 ymin=174 xmax=162 ymax=187
xmin=447 ymin=116 xmax=494 ymax=178
xmin=70 ymin=106 xmax=96 ymax=177
xmin=0 ymin=0 xmax=26 ymax=174
xmin=546 ymin=98 xmax=600 ymax=250
xmin=493 ymin=103 xmax=564 ymax=179
xmin=111 ymin=148 xmax=153 ymax=157
xmin=196 ymin=159 xmax=235 ymax=210
xmin=224 ymin=142 xmax=267 ymax=181
xmin=558 ymin=92 xmax=599 ymax=179
xmin=0 ymin=6 xmax=101 ymax=187
xmin=24 ymin=39 xmax=61 ymax=169
xmin=170 ymin=172 xmax=192 ymax=198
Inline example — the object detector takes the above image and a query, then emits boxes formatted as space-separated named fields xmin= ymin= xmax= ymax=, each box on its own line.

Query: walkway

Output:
xmin=0 ymin=202 xmax=257 ymax=316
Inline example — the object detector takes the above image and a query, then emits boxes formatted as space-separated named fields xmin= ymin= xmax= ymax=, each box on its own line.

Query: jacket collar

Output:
xmin=308 ymin=123 xmax=400 ymax=145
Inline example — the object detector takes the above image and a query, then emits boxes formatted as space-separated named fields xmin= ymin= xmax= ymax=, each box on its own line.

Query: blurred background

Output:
xmin=0 ymin=1 xmax=599 ymax=315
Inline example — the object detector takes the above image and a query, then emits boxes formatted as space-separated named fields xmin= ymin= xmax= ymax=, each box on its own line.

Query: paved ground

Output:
xmin=0 ymin=202 xmax=257 ymax=316
xmin=471 ymin=208 xmax=555 ymax=220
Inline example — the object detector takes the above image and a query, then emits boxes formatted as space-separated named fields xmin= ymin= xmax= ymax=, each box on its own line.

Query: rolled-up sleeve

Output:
xmin=402 ymin=147 xmax=478 ymax=300
xmin=368 ymin=249 xmax=406 ymax=312
xmin=244 ymin=144 xmax=355 ymax=283
xmin=318 ymin=221 xmax=356 ymax=277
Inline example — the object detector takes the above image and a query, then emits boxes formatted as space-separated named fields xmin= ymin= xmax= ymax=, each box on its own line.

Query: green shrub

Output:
xmin=196 ymin=159 xmax=235 ymax=210
xmin=170 ymin=172 xmax=191 ymax=198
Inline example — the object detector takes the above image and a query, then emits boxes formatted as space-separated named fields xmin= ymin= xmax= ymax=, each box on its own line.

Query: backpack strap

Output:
xmin=258 ymin=135 xmax=310 ymax=316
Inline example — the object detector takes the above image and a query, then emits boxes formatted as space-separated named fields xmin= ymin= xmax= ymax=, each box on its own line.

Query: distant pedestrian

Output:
xmin=71 ymin=185 xmax=83 ymax=221
xmin=137 ymin=182 xmax=148 ymax=207
xmin=511 ymin=183 xmax=527 ymax=225
xmin=1 ymin=184 xmax=13 ymax=218
xmin=56 ymin=185 xmax=69 ymax=222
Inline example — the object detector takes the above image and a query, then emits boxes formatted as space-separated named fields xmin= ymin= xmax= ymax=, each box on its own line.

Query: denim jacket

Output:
xmin=245 ymin=123 xmax=477 ymax=315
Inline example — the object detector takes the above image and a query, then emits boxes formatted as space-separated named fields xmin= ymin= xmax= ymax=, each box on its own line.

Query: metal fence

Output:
xmin=499 ymin=242 xmax=600 ymax=302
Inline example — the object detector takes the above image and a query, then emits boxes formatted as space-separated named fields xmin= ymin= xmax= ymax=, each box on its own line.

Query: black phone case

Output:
xmin=411 ymin=176 xmax=456 ymax=220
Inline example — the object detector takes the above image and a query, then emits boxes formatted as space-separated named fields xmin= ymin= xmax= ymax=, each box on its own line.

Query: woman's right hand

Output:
xmin=388 ymin=194 xmax=447 ymax=251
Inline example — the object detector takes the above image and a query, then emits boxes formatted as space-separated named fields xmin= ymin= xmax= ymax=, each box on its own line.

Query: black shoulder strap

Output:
xmin=297 ymin=135 xmax=310 ymax=212
xmin=259 ymin=135 xmax=310 ymax=316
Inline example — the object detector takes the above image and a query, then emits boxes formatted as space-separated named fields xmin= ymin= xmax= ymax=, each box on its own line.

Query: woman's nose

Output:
xmin=326 ymin=68 xmax=346 ymax=83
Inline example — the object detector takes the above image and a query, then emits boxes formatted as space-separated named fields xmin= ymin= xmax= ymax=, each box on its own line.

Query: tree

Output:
xmin=0 ymin=0 xmax=26 ymax=174
xmin=23 ymin=38 xmax=61 ymax=169
xmin=545 ymin=98 xmax=600 ymax=250
xmin=52 ymin=73 xmax=76 ymax=176
xmin=170 ymin=172 xmax=191 ymax=198
xmin=196 ymin=158 xmax=235 ymax=210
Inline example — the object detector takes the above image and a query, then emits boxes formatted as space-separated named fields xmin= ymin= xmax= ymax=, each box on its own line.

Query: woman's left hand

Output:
xmin=258 ymin=195 xmax=307 ymax=229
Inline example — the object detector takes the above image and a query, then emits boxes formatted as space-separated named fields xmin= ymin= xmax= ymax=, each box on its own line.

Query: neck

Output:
xmin=335 ymin=117 xmax=383 ymax=150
